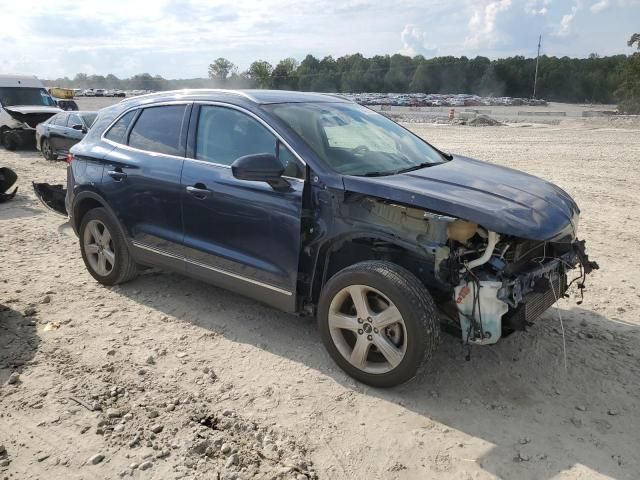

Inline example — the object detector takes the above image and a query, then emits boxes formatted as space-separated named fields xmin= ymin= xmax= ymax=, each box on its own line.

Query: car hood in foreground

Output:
xmin=342 ymin=155 xmax=579 ymax=241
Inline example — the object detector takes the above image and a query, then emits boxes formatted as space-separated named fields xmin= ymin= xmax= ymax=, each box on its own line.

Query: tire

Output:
xmin=318 ymin=260 xmax=440 ymax=388
xmin=1 ymin=131 xmax=17 ymax=151
xmin=79 ymin=207 xmax=138 ymax=286
xmin=41 ymin=138 xmax=57 ymax=160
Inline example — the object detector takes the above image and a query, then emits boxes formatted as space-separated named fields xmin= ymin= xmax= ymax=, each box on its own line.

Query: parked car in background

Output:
xmin=50 ymin=89 xmax=596 ymax=387
xmin=35 ymin=110 xmax=96 ymax=160
xmin=0 ymin=74 xmax=61 ymax=150
xmin=53 ymin=98 xmax=79 ymax=111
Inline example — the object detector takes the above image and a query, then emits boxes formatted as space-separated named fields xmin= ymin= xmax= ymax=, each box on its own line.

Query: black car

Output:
xmin=36 ymin=111 xmax=97 ymax=160
xmin=53 ymin=98 xmax=79 ymax=111
xmin=55 ymin=89 xmax=596 ymax=387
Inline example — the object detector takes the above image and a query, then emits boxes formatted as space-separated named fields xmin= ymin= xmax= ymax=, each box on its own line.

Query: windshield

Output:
xmin=0 ymin=87 xmax=56 ymax=107
xmin=264 ymin=102 xmax=445 ymax=176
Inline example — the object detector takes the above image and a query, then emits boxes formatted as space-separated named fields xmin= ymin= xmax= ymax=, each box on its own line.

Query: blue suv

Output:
xmin=64 ymin=90 xmax=597 ymax=387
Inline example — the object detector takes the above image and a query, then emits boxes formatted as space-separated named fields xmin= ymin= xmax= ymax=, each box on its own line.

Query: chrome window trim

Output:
xmin=132 ymin=241 xmax=293 ymax=296
xmin=100 ymin=99 xmax=307 ymax=181
xmin=100 ymin=101 xmax=192 ymax=160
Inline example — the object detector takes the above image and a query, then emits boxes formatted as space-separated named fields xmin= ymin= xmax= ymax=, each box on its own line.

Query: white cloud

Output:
xmin=465 ymin=0 xmax=513 ymax=48
xmin=555 ymin=0 xmax=583 ymax=36
xmin=400 ymin=24 xmax=438 ymax=56
xmin=590 ymin=0 xmax=609 ymax=11
xmin=525 ymin=0 xmax=551 ymax=15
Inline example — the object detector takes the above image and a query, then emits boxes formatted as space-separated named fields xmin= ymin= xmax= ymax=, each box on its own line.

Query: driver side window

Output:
xmin=195 ymin=105 xmax=304 ymax=179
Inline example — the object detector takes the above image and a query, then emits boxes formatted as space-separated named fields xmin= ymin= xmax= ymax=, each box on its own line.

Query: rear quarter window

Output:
xmin=104 ymin=110 xmax=136 ymax=144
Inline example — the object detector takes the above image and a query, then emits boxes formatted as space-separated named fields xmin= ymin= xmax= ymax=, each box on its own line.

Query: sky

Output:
xmin=1 ymin=0 xmax=638 ymax=79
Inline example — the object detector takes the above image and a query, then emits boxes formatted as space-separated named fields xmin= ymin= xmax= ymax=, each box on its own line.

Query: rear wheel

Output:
xmin=41 ymin=138 xmax=57 ymax=160
xmin=79 ymin=208 xmax=138 ymax=285
xmin=318 ymin=260 xmax=439 ymax=387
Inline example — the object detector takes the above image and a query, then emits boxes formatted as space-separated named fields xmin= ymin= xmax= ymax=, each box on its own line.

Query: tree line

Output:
xmin=44 ymin=44 xmax=639 ymax=109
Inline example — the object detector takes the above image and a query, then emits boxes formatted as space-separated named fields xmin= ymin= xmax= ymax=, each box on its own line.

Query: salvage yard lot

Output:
xmin=1 ymin=116 xmax=639 ymax=479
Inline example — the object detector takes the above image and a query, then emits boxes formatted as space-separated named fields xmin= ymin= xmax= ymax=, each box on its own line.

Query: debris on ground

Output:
xmin=467 ymin=114 xmax=505 ymax=127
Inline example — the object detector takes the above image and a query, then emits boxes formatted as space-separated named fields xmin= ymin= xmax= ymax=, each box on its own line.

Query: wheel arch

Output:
xmin=308 ymin=231 xmax=437 ymax=305
xmin=72 ymin=191 xmax=123 ymax=236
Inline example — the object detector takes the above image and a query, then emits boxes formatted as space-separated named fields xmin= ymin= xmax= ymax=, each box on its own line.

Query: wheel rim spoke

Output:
xmin=373 ymin=305 xmax=402 ymax=329
xmin=328 ymin=312 xmax=360 ymax=331
xmin=373 ymin=334 xmax=404 ymax=368
xmin=103 ymin=248 xmax=115 ymax=266
xmin=89 ymin=223 xmax=102 ymax=244
xmin=101 ymin=228 xmax=111 ymax=246
xmin=97 ymin=252 xmax=107 ymax=275
xmin=350 ymin=336 xmax=370 ymax=369
xmin=85 ymin=244 xmax=99 ymax=255
xmin=348 ymin=285 xmax=371 ymax=319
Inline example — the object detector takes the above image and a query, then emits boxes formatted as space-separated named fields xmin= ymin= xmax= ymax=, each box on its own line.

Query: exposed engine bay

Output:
xmin=441 ymin=220 xmax=599 ymax=345
xmin=338 ymin=195 xmax=599 ymax=346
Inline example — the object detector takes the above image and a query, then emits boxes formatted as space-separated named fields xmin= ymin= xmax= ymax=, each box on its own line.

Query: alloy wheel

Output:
xmin=83 ymin=219 xmax=115 ymax=276
xmin=328 ymin=284 xmax=407 ymax=374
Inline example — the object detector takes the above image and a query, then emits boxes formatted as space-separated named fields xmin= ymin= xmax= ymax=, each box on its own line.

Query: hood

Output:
xmin=3 ymin=105 xmax=61 ymax=128
xmin=342 ymin=155 xmax=579 ymax=241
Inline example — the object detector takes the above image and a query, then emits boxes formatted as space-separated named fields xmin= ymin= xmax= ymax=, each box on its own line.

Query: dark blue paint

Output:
xmin=343 ymin=155 xmax=579 ymax=241
xmin=68 ymin=89 xmax=585 ymax=313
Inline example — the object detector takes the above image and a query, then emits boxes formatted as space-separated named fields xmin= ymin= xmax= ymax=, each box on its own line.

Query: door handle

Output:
xmin=186 ymin=184 xmax=211 ymax=199
xmin=107 ymin=169 xmax=127 ymax=181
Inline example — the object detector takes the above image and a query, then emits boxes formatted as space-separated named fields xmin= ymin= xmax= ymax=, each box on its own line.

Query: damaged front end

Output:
xmin=1 ymin=106 xmax=60 ymax=150
xmin=442 ymin=223 xmax=599 ymax=345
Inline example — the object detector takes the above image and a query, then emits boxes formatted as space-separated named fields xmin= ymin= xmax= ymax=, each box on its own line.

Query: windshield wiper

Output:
xmin=392 ymin=162 xmax=435 ymax=175
xmin=361 ymin=170 xmax=397 ymax=177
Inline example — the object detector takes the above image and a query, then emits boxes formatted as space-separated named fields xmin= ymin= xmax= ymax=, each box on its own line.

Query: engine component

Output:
xmin=455 ymin=280 xmax=508 ymax=345
xmin=447 ymin=219 xmax=477 ymax=243
xmin=464 ymin=231 xmax=500 ymax=271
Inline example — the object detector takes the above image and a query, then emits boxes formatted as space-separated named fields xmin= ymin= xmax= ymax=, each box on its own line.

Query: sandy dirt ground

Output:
xmin=1 ymin=116 xmax=639 ymax=480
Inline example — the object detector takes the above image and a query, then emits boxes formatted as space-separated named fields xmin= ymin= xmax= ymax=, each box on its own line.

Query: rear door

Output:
xmin=100 ymin=103 xmax=191 ymax=269
xmin=181 ymin=103 xmax=305 ymax=311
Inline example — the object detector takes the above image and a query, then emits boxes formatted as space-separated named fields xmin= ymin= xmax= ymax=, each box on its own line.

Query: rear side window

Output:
xmin=52 ymin=114 xmax=68 ymax=126
xmin=68 ymin=114 xmax=82 ymax=127
xmin=128 ymin=105 xmax=187 ymax=156
xmin=105 ymin=110 xmax=136 ymax=144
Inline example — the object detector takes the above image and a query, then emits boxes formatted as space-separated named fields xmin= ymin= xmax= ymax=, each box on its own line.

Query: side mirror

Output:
xmin=231 ymin=153 xmax=290 ymax=190
xmin=71 ymin=124 xmax=84 ymax=131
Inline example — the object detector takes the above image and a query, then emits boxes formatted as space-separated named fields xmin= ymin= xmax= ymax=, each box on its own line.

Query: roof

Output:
xmin=0 ymin=75 xmax=45 ymax=89
xmin=123 ymin=89 xmax=351 ymax=106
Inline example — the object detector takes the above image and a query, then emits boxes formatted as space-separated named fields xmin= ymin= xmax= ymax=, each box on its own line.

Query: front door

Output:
xmin=181 ymin=104 xmax=306 ymax=311
xmin=48 ymin=113 xmax=68 ymax=152
xmin=100 ymin=103 xmax=191 ymax=269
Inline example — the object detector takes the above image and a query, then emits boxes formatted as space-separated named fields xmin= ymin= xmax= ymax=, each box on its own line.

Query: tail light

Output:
xmin=66 ymin=153 xmax=74 ymax=164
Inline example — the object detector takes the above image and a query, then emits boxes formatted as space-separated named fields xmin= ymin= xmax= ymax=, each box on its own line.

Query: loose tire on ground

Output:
xmin=317 ymin=260 xmax=440 ymax=388
xmin=79 ymin=207 xmax=138 ymax=286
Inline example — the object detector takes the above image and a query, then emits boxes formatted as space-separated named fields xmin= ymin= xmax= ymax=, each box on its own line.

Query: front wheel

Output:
xmin=318 ymin=261 xmax=440 ymax=387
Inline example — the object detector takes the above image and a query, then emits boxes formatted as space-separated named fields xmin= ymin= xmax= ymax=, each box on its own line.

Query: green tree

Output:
xmin=246 ymin=60 xmax=273 ymax=88
xmin=208 ymin=58 xmax=237 ymax=83
xmin=271 ymin=58 xmax=299 ymax=90
xmin=617 ymin=33 xmax=640 ymax=113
